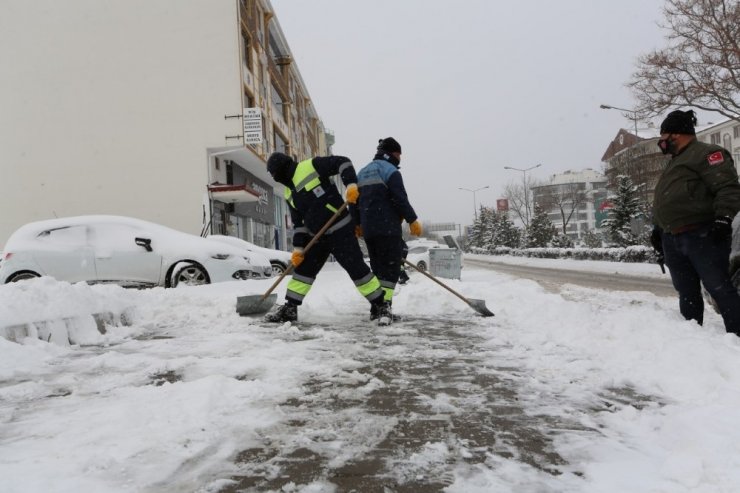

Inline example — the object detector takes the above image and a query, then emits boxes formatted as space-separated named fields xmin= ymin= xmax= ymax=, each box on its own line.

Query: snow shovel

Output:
xmin=236 ymin=202 xmax=349 ymax=316
xmin=403 ymin=259 xmax=494 ymax=317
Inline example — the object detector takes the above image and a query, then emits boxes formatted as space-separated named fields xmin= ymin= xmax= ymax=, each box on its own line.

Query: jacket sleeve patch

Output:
xmin=707 ymin=151 xmax=724 ymax=166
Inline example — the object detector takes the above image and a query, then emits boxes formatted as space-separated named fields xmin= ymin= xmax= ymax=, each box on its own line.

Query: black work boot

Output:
xmin=377 ymin=301 xmax=393 ymax=326
xmin=398 ymin=270 xmax=410 ymax=285
xmin=370 ymin=300 xmax=382 ymax=321
xmin=264 ymin=302 xmax=298 ymax=323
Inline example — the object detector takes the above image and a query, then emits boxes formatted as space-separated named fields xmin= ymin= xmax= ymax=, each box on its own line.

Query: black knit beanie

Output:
xmin=266 ymin=152 xmax=295 ymax=184
xmin=377 ymin=137 xmax=402 ymax=154
xmin=660 ymin=110 xmax=697 ymax=135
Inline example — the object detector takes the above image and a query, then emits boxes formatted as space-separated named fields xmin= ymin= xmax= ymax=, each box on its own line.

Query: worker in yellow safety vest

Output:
xmin=264 ymin=152 xmax=392 ymax=325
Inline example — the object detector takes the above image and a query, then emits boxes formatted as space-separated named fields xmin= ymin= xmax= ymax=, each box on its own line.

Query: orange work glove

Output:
xmin=355 ymin=225 xmax=363 ymax=238
xmin=345 ymin=183 xmax=359 ymax=204
xmin=409 ymin=220 xmax=423 ymax=237
xmin=291 ymin=249 xmax=304 ymax=267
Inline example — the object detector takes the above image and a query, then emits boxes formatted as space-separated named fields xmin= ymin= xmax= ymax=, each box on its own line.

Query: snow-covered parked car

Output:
xmin=208 ymin=234 xmax=292 ymax=275
xmin=0 ymin=215 xmax=273 ymax=287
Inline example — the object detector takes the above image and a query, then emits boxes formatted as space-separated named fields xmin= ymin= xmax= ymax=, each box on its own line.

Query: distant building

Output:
xmin=0 ymin=0 xmax=330 ymax=249
xmin=696 ymin=118 xmax=740 ymax=170
xmin=531 ymin=169 xmax=607 ymax=241
xmin=600 ymin=127 xmax=666 ymax=208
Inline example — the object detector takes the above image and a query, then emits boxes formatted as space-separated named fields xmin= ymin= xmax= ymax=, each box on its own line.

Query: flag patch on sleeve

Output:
xmin=707 ymin=151 xmax=724 ymax=166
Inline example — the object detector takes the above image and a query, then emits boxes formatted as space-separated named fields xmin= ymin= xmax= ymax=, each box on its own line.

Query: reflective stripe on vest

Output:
xmin=284 ymin=187 xmax=295 ymax=208
xmin=293 ymin=159 xmax=321 ymax=192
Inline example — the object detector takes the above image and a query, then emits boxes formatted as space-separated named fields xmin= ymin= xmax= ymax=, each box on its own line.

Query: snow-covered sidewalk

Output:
xmin=1 ymin=263 xmax=740 ymax=492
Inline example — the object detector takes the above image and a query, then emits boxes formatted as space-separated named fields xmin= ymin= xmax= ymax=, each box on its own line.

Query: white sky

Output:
xmin=3 ymin=259 xmax=740 ymax=491
xmin=270 ymin=0 xmax=668 ymax=226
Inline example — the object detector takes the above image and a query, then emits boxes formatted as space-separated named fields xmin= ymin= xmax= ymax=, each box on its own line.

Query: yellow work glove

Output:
xmin=345 ymin=183 xmax=359 ymax=204
xmin=355 ymin=225 xmax=363 ymax=238
xmin=410 ymin=220 xmax=422 ymax=237
xmin=291 ymin=249 xmax=304 ymax=267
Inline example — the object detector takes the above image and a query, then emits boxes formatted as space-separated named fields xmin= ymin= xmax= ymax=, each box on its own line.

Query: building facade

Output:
xmin=0 ymin=0 xmax=330 ymax=249
xmin=696 ymin=118 xmax=740 ymax=169
xmin=531 ymin=169 xmax=608 ymax=241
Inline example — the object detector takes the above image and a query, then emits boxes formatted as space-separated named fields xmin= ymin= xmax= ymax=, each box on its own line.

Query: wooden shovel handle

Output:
xmin=260 ymin=202 xmax=349 ymax=301
xmin=403 ymin=259 xmax=472 ymax=306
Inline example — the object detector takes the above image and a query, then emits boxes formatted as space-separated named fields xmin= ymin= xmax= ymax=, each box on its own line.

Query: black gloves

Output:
xmin=711 ymin=216 xmax=733 ymax=242
xmin=650 ymin=225 xmax=663 ymax=254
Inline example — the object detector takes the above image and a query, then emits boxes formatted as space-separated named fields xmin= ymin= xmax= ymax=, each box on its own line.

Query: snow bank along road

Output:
xmin=2 ymin=263 xmax=740 ymax=492
xmin=464 ymin=256 xmax=676 ymax=297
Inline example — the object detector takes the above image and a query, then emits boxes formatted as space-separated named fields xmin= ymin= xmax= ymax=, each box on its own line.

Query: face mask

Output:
xmin=657 ymin=136 xmax=677 ymax=155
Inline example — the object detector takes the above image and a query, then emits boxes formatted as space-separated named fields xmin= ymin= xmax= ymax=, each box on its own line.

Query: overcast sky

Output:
xmin=270 ymin=0 xmax=669 ymax=227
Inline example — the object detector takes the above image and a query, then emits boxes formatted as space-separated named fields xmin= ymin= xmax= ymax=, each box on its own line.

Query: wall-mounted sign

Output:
xmin=243 ymin=107 xmax=263 ymax=144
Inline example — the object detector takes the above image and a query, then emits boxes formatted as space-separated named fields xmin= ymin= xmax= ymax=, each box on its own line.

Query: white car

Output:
xmin=405 ymin=239 xmax=444 ymax=272
xmin=208 ymin=235 xmax=292 ymax=275
xmin=0 ymin=215 xmax=273 ymax=287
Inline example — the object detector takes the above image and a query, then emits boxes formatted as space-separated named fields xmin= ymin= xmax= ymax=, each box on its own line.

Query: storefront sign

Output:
xmin=243 ymin=107 xmax=263 ymax=144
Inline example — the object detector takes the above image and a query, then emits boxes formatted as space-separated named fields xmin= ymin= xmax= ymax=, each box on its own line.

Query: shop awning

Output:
xmin=207 ymin=184 xmax=261 ymax=203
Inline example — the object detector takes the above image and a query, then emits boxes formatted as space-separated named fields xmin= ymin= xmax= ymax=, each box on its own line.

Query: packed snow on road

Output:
xmin=2 ymin=260 xmax=740 ymax=492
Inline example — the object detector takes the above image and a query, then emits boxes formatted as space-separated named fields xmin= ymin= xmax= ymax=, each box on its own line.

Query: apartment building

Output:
xmin=531 ymin=169 xmax=608 ymax=241
xmin=0 ymin=0 xmax=330 ymax=249
xmin=697 ymin=118 xmax=740 ymax=169
xmin=600 ymin=128 xmax=666 ymax=208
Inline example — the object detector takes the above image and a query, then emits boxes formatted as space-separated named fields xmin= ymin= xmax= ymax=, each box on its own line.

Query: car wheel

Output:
xmin=7 ymin=271 xmax=41 ymax=283
xmin=171 ymin=263 xmax=209 ymax=287
xmin=271 ymin=262 xmax=286 ymax=276
xmin=416 ymin=261 xmax=427 ymax=272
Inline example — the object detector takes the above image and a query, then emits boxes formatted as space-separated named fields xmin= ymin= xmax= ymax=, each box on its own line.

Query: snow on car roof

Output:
xmin=4 ymin=215 xmax=249 ymax=258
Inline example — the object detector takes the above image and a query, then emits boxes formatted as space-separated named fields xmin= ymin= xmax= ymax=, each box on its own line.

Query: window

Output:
xmin=271 ymin=83 xmax=288 ymax=121
xmin=734 ymin=125 xmax=740 ymax=139
xmin=256 ymin=7 xmax=264 ymax=44
xmin=38 ymin=226 xmax=89 ymax=247
xmin=241 ymin=31 xmax=251 ymax=70
xmin=710 ymin=132 xmax=720 ymax=144
xmin=723 ymin=133 xmax=731 ymax=151
xmin=273 ymin=127 xmax=288 ymax=154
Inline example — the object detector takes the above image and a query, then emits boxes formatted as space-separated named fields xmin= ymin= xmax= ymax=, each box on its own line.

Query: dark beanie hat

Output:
xmin=266 ymin=152 xmax=294 ymax=176
xmin=660 ymin=110 xmax=697 ymax=135
xmin=377 ymin=137 xmax=402 ymax=154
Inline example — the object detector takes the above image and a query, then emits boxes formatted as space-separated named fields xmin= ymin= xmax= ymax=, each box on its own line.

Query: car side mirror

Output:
xmin=135 ymin=237 xmax=153 ymax=252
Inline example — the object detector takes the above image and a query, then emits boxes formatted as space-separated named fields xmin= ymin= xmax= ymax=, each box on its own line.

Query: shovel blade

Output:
xmin=236 ymin=293 xmax=278 ymax=316
xmin=468 ymin=298 xmax=494 ymax=317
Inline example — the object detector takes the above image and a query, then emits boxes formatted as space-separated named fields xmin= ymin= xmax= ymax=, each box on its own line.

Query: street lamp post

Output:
xmin=458 ymin=186 xmax=489 ymax=220
xmin=599 ymin=104 xmax=639 ymax=137
xmin=503 ymin=164 xmax=542 ymax=227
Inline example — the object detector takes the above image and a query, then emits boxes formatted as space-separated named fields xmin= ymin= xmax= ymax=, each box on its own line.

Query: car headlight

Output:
xmin=211 ymin=253 xmax=231 ymax=260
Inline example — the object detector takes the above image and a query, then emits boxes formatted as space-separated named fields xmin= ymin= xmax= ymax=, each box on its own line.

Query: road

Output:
xmin=464 ymin=258 xmax=676 ymax=297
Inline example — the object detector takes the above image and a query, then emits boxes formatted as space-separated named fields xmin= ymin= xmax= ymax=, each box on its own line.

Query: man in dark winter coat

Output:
xmin=353 ymin=137 xmax=422 ymax=322
xmin=650 ymin=109 xmax=740 ymax=336
xmin=263 ymin=152 xmax=389 ymax=324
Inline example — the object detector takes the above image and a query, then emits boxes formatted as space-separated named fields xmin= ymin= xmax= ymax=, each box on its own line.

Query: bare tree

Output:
xmin=535 ymin=182 xmax=588 ymax=236
xmin=629 ymin=0 xmax=740 ymax=121
xmin=503 ymin=176 xmax=540 ymax=229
